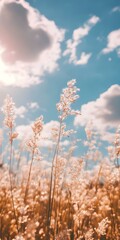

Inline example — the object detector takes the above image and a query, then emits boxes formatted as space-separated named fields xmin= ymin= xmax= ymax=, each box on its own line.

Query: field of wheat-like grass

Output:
xmin=0 ymin=80 xmax=120 ymax=240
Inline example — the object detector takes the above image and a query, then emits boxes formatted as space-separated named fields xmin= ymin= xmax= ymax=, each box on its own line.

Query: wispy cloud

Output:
xmin=111 ymin=6 xmax=120 ymax=13
xmin=27 ymin=102 xmax=39 ymax=110
xmin=102 ymin=29 xmax=120 ymax=56
xmin=0 ymin=0 xmax=65 ymax=87
xmin=74 ymin=85 xmax=120 ymax=142
xmin=63 ymin=16 xmax=100 ymax=65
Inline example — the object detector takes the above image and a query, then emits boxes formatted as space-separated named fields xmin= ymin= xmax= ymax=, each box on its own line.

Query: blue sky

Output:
xmin=0 ymin=0 xmax=120 ymax=152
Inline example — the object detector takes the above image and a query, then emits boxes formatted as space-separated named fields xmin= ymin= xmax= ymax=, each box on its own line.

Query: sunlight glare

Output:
xmin=0 ymin=53 xmax=16 ymax=86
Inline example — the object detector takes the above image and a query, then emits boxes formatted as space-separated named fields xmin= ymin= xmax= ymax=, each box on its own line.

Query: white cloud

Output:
xmin=42 ymin=120 xmax=59 ymax=138
xmin=39 ymin=121 xmax=70 ymax=147
xmin=15 ymin=102 xmax=39 ymax=119
xmin=16 ymin=124 xmax=32 ymax=143
xmin=74 ymin=85 xmax=120 ymax=142
xmin=112 ymin=6 xmax=120 ymax=13
xmin=16 ymin=120 xmax=70 ymax=148
xmin=16 ymin=120 xmax=59 ymax=147
xmin=15 ymin=106 xmax=27 ymax=118
xmin=60 ymin=140 xmax=70 ymax=147
xmin=88 ymin=16 xmax=100 ymax=25
xmin=75 ymin=52 xmax=92 ymax=65
xmin=102 ymin=29 xmax=120 ymax=56
xmin=0 ymin=0 xmax=65 ymax=87
xmin=63 ymin=15 xmax=100 ymax=65
xmin=27 ymin=102 xmax=39 ymax=110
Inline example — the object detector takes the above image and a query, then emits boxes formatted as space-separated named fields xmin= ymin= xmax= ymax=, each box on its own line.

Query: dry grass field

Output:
xmin=0 ymin=80 xmax=120 ymax=240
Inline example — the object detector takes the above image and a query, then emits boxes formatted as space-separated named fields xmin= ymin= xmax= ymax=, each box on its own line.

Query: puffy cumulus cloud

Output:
xmin=75 ymin=52 xmax=92 ymax=65
xmin=16 ymin=124 xmax=32 ymax=140
xmin=15 ymin=106 xmax=27 ymax=118
xmin=0 ymin=1 xmax=51 ymax=63
xmin=39 ymin=121 xmax=70 ymax=147
xmin=41 ymin=120 xmax=60 ymax=140
xmin=63 ymin=16 xmax=100 ymax=65
xmin=16 ymin=120 xmax=60 ymax=140
xmin=15 ymin=102 xmax=39 ymax=119
xmin=74 ymin=85 xmax=120 ymax=142
xmin=0 ymin=0 xmax=65 ymax=87
xmin=102 ymin=29 xmax=120 ymax=57
xmin=16 ymin=120 xmax=70 ymax=148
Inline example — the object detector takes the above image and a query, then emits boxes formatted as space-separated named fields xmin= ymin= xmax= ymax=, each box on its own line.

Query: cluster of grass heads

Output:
xmin=0 ymin=80 xmax=120 ymax=240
